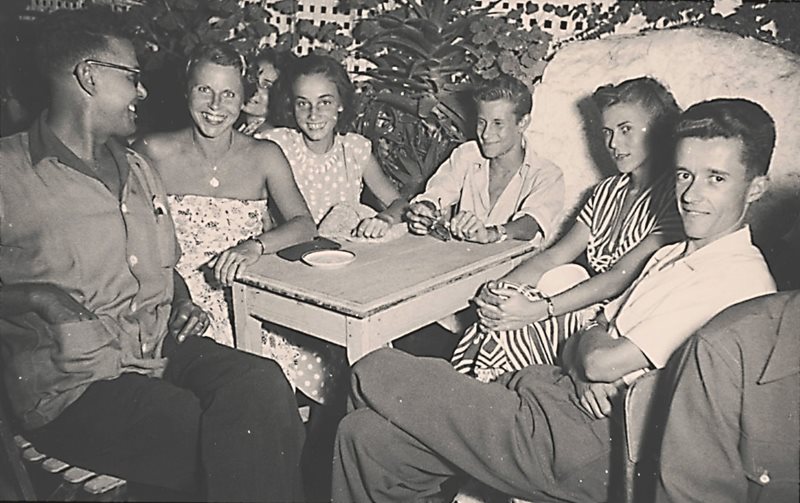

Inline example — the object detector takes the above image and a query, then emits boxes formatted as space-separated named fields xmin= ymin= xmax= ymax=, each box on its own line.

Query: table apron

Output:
xmin=233 ymin=256 xmax=523 ymax=363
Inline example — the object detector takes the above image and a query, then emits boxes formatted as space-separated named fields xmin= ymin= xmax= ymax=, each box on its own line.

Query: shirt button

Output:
xmin=130 ymin=301 xmax=138 ymax=312
xmin=759 ymin=471 xmax=770 ymax=484
xmin=141 ymin=342 xmax=148 ymax=353
xmin=129 ymin=255 xmax=138 ymax=266
xmin=121 ymin=203 xmax=128 ymax=214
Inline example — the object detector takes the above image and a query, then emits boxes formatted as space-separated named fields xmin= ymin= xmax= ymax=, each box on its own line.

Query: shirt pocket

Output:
xmin=743 ymin=444 xmax=800 ymax=503
xmin=148 ymin=195 xmax=178 ymax=269
xmin=744 ymin=469 xmax=800 ymax=503
xmin=155 ymin=212 xmax=178 ymax=269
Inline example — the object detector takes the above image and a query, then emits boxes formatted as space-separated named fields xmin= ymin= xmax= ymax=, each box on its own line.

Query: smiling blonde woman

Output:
xmin=133 ymin=42 xmax=316 ymax=348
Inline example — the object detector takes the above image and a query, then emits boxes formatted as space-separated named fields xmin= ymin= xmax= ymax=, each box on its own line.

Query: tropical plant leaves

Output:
xmin=347 ymin=0 xmax=553 ymax=191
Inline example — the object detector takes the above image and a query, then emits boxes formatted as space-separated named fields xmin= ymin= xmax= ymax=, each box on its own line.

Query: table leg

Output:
xmin=232 ymin=283 xmax=262 ymax=356
xmin=345 ymin=317 xmax=392 ymax=365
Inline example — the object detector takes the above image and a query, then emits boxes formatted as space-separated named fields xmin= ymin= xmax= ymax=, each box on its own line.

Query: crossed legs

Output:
xmin=333 ymin=348 xmax=612 ymax=503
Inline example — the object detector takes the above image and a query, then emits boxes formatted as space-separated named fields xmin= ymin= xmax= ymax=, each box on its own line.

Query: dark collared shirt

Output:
xmin=657 ymin=291 xmax=800 ymax=503
xmin=0 ymin=114 xmax=179 ymax=429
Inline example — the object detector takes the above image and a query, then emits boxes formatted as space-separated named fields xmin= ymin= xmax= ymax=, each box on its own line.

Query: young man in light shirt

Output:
xmin=405 ymin=75 xmax=564 ymax=245
xmin=331 ymin=98 xmax=777 ymax=503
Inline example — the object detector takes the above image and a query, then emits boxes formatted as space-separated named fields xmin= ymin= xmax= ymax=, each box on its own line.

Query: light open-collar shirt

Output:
xmin=0 ymin=114 xmax=179 ymax=429
xmin=603 ymin=226 xmax=776 ymax=382
xmin=412 ymin=140 xmax=564 ymax=243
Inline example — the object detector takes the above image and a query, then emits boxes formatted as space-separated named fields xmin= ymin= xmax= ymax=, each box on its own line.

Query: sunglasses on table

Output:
xmin=418 ymin=213 xmax=452 ymax=242
xmin=81 ymin=59 xmax=142 ymax=88
xmin=429 ymin=219 xmax=452 ymax=242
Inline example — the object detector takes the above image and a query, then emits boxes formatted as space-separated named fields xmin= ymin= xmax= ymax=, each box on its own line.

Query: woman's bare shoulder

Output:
xmin=242 ymin=134 xmax=288 ymax=161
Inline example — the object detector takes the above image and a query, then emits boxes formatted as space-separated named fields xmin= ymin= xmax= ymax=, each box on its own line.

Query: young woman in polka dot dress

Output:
xmin=260 ymin=55 xmax=406 ymax=405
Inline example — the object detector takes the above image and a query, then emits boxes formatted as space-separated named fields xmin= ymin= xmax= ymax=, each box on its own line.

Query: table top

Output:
xmin=237 ymin=232 xmax=538 ymax=319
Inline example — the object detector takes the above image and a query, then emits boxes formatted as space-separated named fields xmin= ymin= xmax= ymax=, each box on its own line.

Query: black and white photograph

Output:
xmin=0 ymin=0 xmax=798 ymax=501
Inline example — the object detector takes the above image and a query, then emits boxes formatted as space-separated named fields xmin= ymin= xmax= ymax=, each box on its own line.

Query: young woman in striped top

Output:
xmin=452 ymin=77 xmax=684 ymax=382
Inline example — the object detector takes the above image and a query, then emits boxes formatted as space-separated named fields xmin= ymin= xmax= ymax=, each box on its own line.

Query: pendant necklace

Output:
xmin=193 ymin=131 xmax=234 ymax=188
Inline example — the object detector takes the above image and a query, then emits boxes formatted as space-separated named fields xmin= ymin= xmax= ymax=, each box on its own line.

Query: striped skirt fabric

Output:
xmin=451 ymin=266 xmax=598 ymax=382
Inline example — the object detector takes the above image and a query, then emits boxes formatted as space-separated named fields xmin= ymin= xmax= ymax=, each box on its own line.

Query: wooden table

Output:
xmin=232 ymin=233 xmax=538 ymax=363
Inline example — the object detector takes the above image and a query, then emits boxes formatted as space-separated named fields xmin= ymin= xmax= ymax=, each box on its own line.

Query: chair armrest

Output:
xmin=622 ymin=370 xmax=663 ymax=463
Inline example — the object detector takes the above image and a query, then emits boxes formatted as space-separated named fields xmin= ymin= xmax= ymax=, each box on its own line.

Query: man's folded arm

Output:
xmin=0 ymin=283 xmax=94 ymax=324
xmin=562 ymin=313 xmax=650 ymax=383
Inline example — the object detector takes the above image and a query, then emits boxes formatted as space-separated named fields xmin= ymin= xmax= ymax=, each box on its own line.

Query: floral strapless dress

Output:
xmin=168 ymin=194 xmax=267 ymax=347
xmin=167 ymin=194 xmax=341 ymax=403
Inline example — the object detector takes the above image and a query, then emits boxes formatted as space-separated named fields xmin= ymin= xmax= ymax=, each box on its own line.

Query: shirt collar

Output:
xmin=677 ymin=226 xmax=755 ymax=272
xmin=28 ymin=111 xmax=130 ymax=188
xmin=758 ymin=291 xmax=800 ymax=384
xmin=28 ymin=112 xmax=88 ymax=169
xmin=520 ymin=137 xmax=539 ymax=172
xmin=477 ymin=138 xmax=531 ymax=172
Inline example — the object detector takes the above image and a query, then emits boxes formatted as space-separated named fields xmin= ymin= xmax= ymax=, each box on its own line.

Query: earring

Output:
xmin=337 ymin=107 xmax=344 ymax=112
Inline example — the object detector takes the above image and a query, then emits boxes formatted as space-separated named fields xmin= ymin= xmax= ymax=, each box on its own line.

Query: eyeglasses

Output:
xmin=82 ymin=59 xmax=141 ymax=88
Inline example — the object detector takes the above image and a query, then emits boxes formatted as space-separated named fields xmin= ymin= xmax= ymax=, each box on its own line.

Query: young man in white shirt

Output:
xmin=405 ymin=75 xmax=564 ymax=245
xmin=332 ymin=98 xmax=777 ymax=503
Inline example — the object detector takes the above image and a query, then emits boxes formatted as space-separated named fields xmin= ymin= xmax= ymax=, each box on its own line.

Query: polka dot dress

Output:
xmin=262 ymin=128 xmax=370 ymax=224
xmin=259 ymin=128 xmax=373 ymax=403
xmin=261 ymin=323 xmax=346 ymax=404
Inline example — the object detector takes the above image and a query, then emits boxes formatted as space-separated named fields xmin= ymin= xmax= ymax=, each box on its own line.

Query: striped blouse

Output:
xmin=577 ymin=172 xmax=683 ymax=274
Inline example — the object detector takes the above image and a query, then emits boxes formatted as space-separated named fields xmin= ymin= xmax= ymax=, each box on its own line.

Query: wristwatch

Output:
xmin=249 ymin=237 xmax=266 ymax=255
xmin=492 ymin=225 xmax=508 ymax=243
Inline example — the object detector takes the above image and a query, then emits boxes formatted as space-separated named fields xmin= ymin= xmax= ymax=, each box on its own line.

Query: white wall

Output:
xmin=527 ymin=27 xmax=800 ymax=246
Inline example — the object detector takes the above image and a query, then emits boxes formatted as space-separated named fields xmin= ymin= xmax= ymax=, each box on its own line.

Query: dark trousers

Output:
xmin=27 ymin=336 xmax=305 ymax=502
xmin=332 ymin=348 xmax=612 ymax=503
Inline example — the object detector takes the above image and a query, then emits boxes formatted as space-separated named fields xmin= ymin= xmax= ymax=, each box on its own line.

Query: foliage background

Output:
xmin=2 ymin=0 xmax=798 ymax=191
xmin=118 ymin=0 xmax=799 ymax=193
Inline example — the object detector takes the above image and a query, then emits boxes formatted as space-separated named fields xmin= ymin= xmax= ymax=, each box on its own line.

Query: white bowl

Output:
xmin=302 ymin=249 xmax=356 ymax=269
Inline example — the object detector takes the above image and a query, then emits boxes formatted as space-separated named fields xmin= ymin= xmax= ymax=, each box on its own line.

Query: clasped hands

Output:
xmin=405 ymin=202 xmax=495 ymax=243
xmin=473 ymin=280 xmax=549 ymax=332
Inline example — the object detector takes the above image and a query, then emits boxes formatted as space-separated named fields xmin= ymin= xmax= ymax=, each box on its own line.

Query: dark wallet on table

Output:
xmin=277 ymin=237 xmax=342 ymax=261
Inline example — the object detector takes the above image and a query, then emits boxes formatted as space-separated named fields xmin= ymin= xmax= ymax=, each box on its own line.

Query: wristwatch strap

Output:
xmin=492 ymin=224 xmax=508 ymax=243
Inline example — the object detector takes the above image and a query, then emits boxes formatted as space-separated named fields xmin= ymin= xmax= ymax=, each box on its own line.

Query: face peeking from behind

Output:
xmin=242 ymin=60 xmax=279 ymax=118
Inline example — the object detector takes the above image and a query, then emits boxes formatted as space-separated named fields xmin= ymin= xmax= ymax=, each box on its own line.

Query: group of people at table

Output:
xmin=0 ymin=9 xmax=796 ymax=503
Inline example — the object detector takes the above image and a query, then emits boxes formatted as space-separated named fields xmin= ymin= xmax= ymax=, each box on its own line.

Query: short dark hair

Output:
xmin=675 ymin=98 xmax=775 ymax=178
xmin=473 ymin=75 xmax=532 ymax=121
xmin=244 ymin=47 xmax=285 ymax=102
xmin=251 ymin=47 xmax=280 ymax=70
xmin=186 ymin=42 xmax=252 ymax=97
xmin=282 ymin=54 xmax=355 ymax=134
xmin=34 ymin=8 xmax=130 ymax=80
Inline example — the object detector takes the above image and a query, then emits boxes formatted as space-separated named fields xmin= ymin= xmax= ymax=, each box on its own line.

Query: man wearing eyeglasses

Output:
xmin=0 ymin=10 xmax=305 ymax=502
